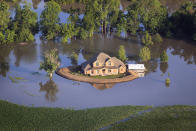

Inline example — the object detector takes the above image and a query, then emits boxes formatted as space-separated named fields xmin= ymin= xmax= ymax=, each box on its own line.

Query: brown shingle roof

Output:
xmin=81 ymin=52 xmax=125 ymax=71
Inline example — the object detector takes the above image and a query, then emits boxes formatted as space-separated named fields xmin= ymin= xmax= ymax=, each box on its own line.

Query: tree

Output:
xmin=0 ymin=2 xmax=10 ymax=31
xmin=118 ymin=45 xmax=127 ymax=62
xmin=139 ymin=46 xmax=151 ymax=61
xmin=170 ymin=2 xmax=196 ymax=40
xmin=70 ymin=52 xmax=78 ymax=65
xmin=160 ymin=51 xmax=168 ymax=63
xmin=13 ymin=4 xmax=37 ymax=42
xmin=142 ymin=32 xmax=154 ymax=46
xmin=40 ymin=49 xmax=60 ymax=79
xmin=0 ymin=2 xmax=15 ymax=44
xmin=40 ymin=1 xmax=61 ymax=40
xmin=127 ymin=0 xmax=168 ymax=34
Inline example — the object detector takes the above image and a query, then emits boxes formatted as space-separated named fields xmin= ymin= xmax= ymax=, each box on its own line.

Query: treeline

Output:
xmin=0 ymin=0 xmax=196 ymax=45
xmin=0 ymin=2 xmax=38 ymax=44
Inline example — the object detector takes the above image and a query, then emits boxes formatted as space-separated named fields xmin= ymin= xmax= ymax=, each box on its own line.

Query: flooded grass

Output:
xmin=0 ymin=100 xmax=151 ymax=131
xmin=8 ymin=76 xmax=18 ymax=83
xmin=8 ymin=76 xmax=27 ymax=83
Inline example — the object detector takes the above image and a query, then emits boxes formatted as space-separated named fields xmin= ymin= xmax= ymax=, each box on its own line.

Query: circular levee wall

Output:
xmin=56 ymin=66 xmax=139 ymax=84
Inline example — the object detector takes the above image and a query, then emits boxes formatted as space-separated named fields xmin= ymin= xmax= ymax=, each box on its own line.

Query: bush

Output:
xmin=71 ymin=52 xmax=78 ymax=65
xmin=165 ymin=78 xmax=171 ymax=87
xmin=153 ymin=33 xmax=163 ymax=43
xmin=118 ymin=45 xmax=127 ymax=62
xmin=160 ymin=51 xmax=168 ymax=63
xmin=142 ymin=32 xmax=154 ymax=46
xmin=139 ymin=46 xmax=151 ymax=61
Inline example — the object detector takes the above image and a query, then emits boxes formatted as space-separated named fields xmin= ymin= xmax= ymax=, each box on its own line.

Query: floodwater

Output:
xmin=0 ymin=0 xmax=196 ymax=109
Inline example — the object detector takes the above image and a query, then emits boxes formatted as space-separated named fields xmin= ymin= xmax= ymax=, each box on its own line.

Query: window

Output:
xmin=108 ymin=61 xmax=111 ymax=66
xmin=97 ymin=70 xmax=99 ymax=74
xmin=96 ymin=62 xmax=99 ymax=66
xmin=108 ymin=69 xmax=111 ymax=73
xmin=91 ymin=70 xmax=94 ymax=74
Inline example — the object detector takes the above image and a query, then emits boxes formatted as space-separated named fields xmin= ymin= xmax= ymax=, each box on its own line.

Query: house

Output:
xmin=81 ymin=52 xmax=126 ymax=76
xmin=128 ymin=64 xmax=146 ymax=77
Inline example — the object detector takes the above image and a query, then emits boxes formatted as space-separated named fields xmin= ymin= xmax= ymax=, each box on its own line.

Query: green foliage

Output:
xmin=0 ymin=2 xmax=15 ymax=44
xmin=165 ymin=78 xmax=171 ymax=86
xmin=139 ymin=46 xmax=151 ymax=61
xmin=16 ymin=28 xmax=34 ymax=42
xmin=77 ymin=27 xmax=89 ymax=40
xmin=40 ymin=1 xmax=61 ymax=40
xmin=118 ymin=45 xmax=127 ymax=62
xmin=12 ymin=4 xmax=37 ymax=42
xmin=40 ymin=49 xmax=60 ymax=79
xmin=127 ymin=0 xmax=168 ymax=34
xmin=160 ymin=51 xmax=168 ymax=63
xmin=153 ymin=33 xmax=163 ymax=43
xmin=60 ymin=18 xmax=78 ymax=43
xmin=142 ymin=32 xmax=154 ymax=46
xmin=170 ymin=2 xmax=196 ymax=40
xmin=116 ymin=11 xmax=127 ymax=36
xmin=70 ymin=52 xmax=78 ymax=65
xmin=0 ymin=2 xmax=10 ymax=31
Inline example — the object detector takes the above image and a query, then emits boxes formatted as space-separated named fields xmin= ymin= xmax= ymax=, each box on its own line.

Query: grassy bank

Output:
xmin=0 ymin=100 xmax=196 ymax=131
xmin=0 ymin=100 xmax=151 ymax=131
xmin=106 ymin=105 xmax=196 ymax=131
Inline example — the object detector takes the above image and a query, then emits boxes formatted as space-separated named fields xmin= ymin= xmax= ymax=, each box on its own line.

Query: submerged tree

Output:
xmin=40 ymin=1 xmax=61 ymax=40
xmin=118 ymin=45 xmax=127 ymax=62
xmin=142 ymin=32 xmax=154 ymax=46
xmin=0 ymin=2 xmax=15 ymax=44
xmin=70 ymin=52 xmax=78 ymax=66
xmin=40 ymin=49 xmax=60 ymax=79
xmin=153 ymin=33 xmax=163 ymax=43
xmin=139 ymin=46 xmax=151 ymax=61
xmin=160 ymin=51 xmax=168 ymax=63
xmin=127 ymin=0 xmax=168 ymax=34
xmin=12 ymin=4 xmax=37 ymax=42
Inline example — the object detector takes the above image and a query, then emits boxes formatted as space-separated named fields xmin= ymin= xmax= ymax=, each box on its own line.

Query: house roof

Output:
xmin=128 ymin=64 xmax=145 ymax=70
xmin=81 ymin=52 xmax=125 ymax=71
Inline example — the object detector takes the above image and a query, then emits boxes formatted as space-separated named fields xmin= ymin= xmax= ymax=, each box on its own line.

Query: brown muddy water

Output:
xmin=0 ymin=0 xmax=196 ymax=109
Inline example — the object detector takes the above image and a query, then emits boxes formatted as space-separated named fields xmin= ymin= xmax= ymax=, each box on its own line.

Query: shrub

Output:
xmin=139 ymin=46 xmax=151 ymax=61
xmin=118 ymin=45 xmax=127 ymax=62
xmin=153 ymin=33 xmax=163 ymax=43
xmin=142 ymin=32 xmax=154 ymax=46
xmin=160 ymin=51 xmax=168 ymax=63
xmin=165 ymin=78 xmax=171 ymax=87
xmin=70 ymin=52 xmax=78 ymax=65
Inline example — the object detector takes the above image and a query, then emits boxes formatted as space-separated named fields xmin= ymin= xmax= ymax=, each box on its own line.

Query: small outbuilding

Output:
xmin=128 ymin=64 xmax=146 ymax=77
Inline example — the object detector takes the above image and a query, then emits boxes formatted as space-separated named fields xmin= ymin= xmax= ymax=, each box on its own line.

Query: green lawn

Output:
xmin=0 ymin=100 xmax=151 ymax=131
xmin=106 ymin=105 xmax=196 ymax=131
xmin=0 ymin=100 xmax=196 ymax=131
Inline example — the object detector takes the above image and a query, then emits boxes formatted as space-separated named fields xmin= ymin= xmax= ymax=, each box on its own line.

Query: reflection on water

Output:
xmin=160 ymin=63 xmax=168 ymax=74
xmin=39 ymin=79 xmax=58 ymax=102
xmin=91 ymin=83 xmax=116 ymax=90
